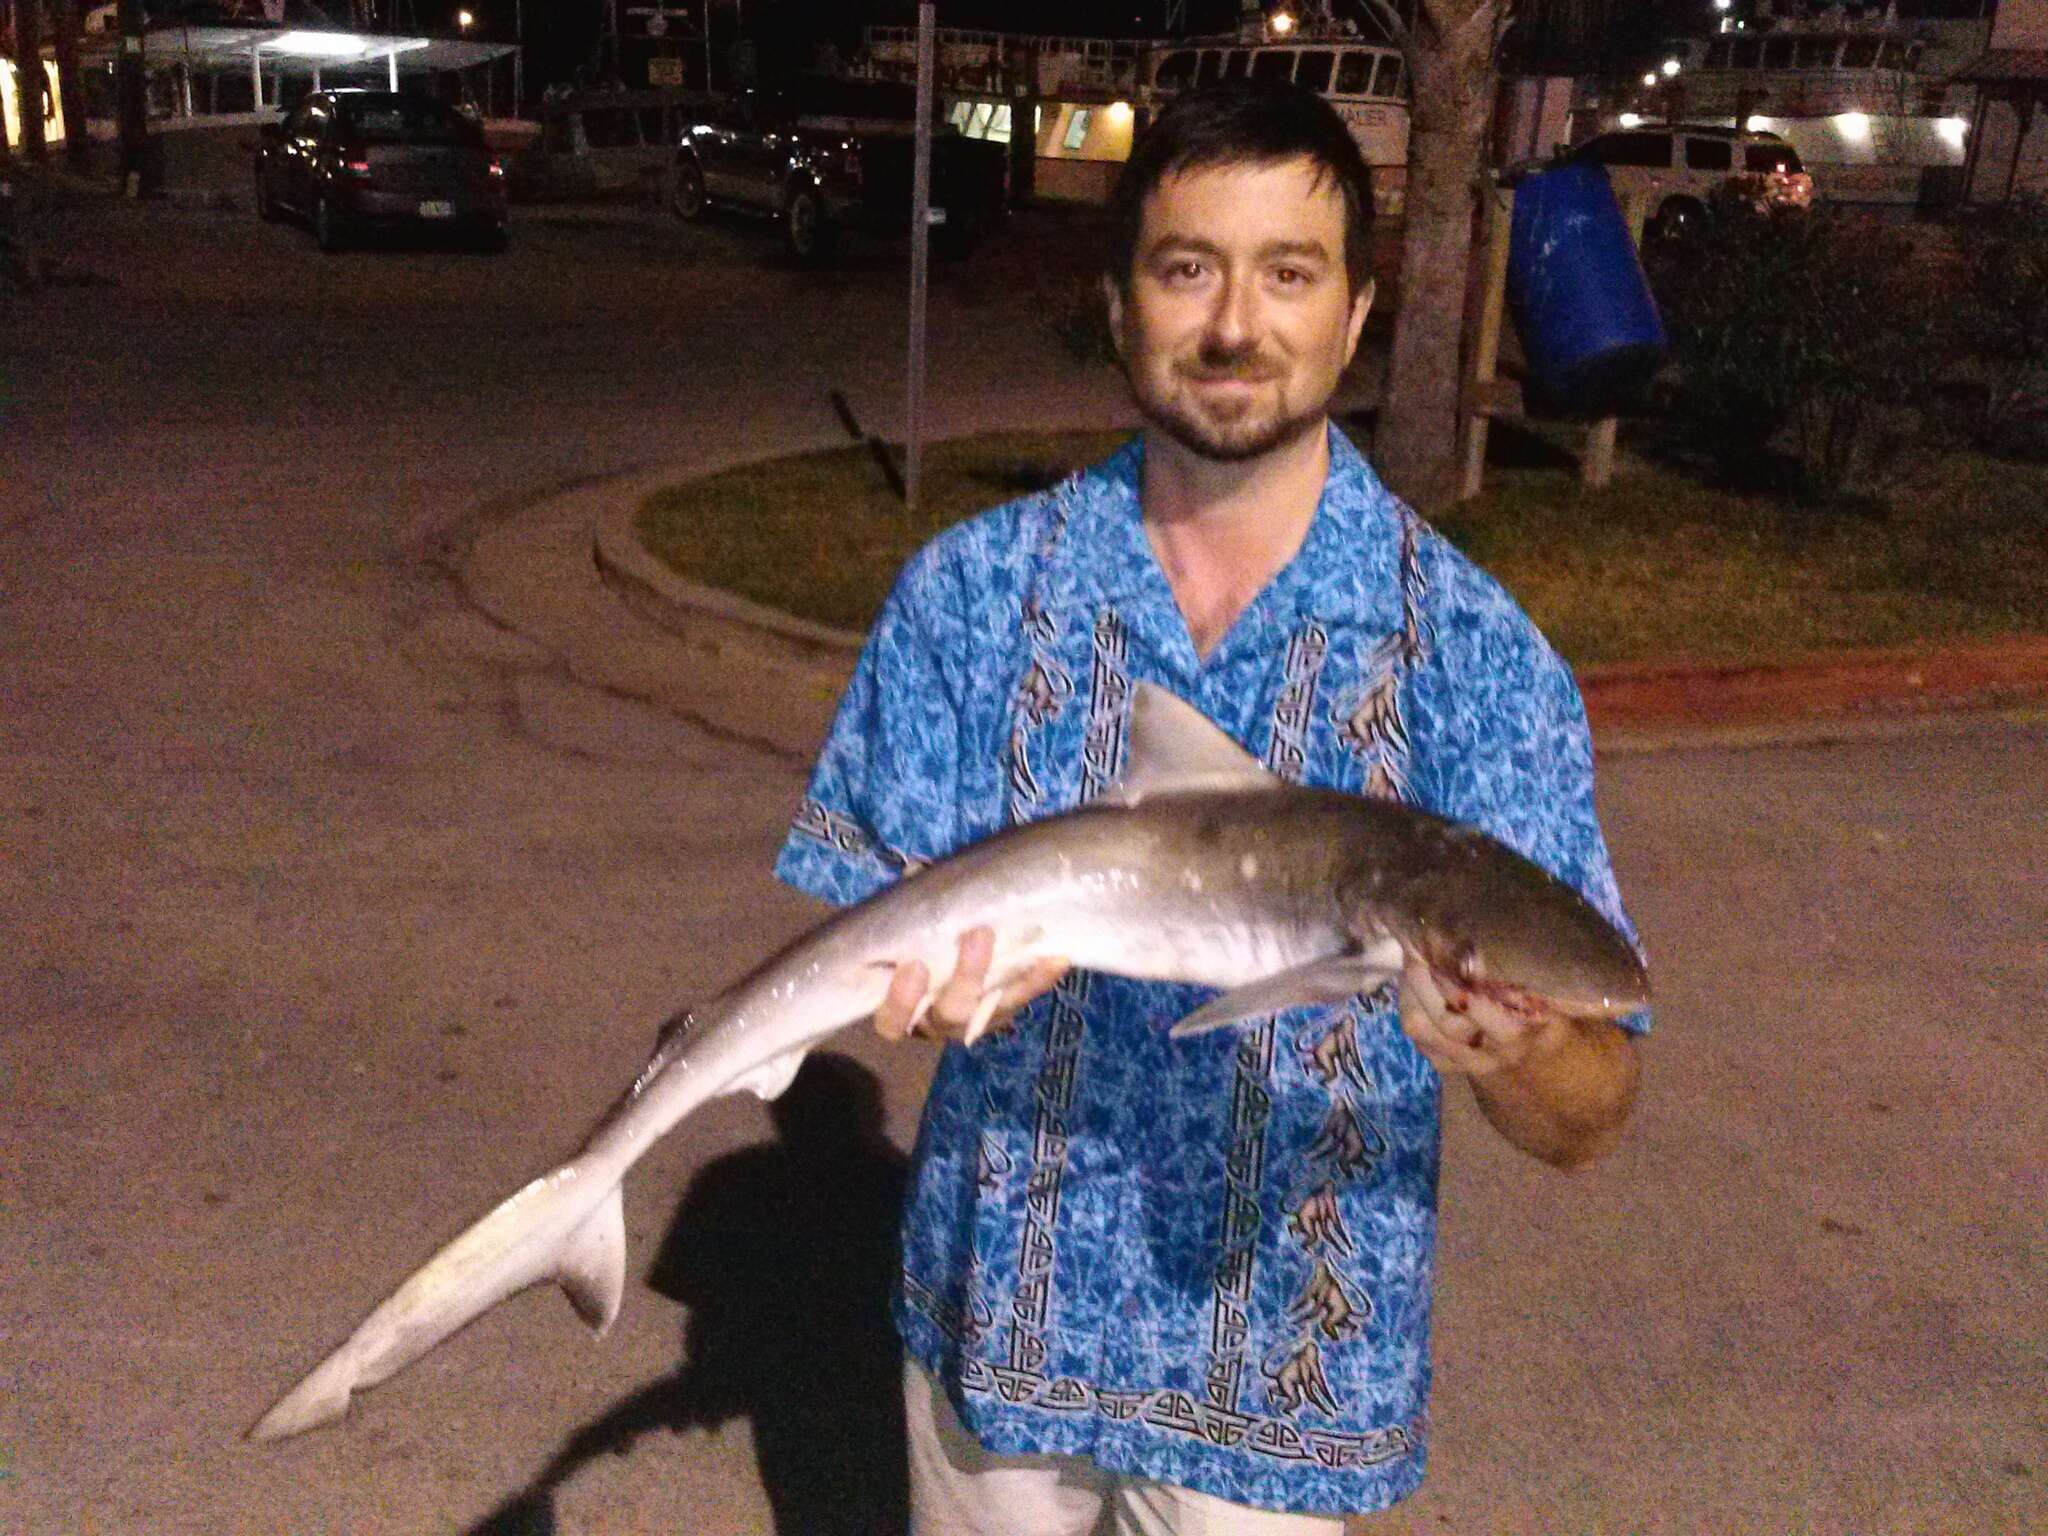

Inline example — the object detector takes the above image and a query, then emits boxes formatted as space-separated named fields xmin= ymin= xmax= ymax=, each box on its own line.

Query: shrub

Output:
xmin=1941 ymin=198 xmax=2048 ymax=459
xmin=1648 ymin=198 xmax=1946 ymax=502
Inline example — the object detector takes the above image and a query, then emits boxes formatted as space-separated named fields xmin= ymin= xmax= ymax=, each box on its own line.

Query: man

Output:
xmin=775 ymin=80 xmax=1648 ymax=1534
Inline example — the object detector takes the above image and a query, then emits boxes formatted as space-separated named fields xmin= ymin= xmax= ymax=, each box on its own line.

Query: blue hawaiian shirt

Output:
xmin=774 ymin=425 xmax=1647 ymax=1515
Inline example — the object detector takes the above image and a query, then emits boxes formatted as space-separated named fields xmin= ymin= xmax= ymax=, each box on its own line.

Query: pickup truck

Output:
xmin=668 ymin=75 xmax=1007 ymax=262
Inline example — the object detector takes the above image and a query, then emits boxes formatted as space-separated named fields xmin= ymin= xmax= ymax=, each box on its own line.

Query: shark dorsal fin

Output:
xmin=1107 ymin=682 xmax=1278 ymax=806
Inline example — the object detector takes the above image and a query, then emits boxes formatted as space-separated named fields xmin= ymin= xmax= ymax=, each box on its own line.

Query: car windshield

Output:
xmin=341 ymin=98 xmax=479 ymax=147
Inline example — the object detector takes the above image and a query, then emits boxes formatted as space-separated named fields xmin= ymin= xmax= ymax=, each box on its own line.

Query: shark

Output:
xmin=250 ymin=681 xmax=1647 ymax=1442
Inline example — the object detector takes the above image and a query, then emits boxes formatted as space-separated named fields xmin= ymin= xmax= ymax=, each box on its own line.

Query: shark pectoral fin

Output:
xmin=1168 ymin=952 xmax=1403 ymax=1039
xmin=557 ymin=1184 xmax=627 ymax=1335
xmin=730 ymin=1047 xmax=807 ymax=1102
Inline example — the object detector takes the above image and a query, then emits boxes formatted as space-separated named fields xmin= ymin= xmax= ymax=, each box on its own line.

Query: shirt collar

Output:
xmin=1041 ymin=421 xmax=1409 ymax=647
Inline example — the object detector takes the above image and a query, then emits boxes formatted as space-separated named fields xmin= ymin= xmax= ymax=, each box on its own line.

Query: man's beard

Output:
xmin=1133 ymin=340 xmax=1327 ymax=464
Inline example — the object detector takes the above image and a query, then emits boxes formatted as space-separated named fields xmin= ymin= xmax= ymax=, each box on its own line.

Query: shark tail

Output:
xmin=248 ymin=1172 xmax=627 ymax=1443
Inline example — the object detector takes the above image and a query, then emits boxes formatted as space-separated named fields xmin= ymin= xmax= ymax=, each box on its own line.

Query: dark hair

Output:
xmin=1107 ymin=78 xmax=1377 ymax=294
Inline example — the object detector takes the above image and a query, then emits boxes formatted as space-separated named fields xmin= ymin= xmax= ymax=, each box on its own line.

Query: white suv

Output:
xmin=1568 ymin=125 xmax=1814 ymax=238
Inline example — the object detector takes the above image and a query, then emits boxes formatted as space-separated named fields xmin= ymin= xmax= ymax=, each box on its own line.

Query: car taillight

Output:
xmin=341 ymin=157 xmax=372 ymax=178
xmin=487 ymin=158 xmax=505 ymax=179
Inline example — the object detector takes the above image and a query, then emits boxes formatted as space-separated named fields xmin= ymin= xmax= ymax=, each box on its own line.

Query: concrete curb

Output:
xmin=470 ymin=457 xmax=2048 ymax=762
xmin=594 ymin=497 xmax=866 ymax=660
xmin=462 ymin=460 xmax=853 ymax=762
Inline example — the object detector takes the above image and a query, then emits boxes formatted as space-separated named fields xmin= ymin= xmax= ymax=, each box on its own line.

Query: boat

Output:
xmin=851 ymin=8 xmax=1413 ymax=216
xmin=1578 ymin=2 xmax=1994 ymax=212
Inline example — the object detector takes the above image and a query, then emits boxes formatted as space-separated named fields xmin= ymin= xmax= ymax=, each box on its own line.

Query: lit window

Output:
xmin=1063 ymin=108 xmax=1092 ymax=151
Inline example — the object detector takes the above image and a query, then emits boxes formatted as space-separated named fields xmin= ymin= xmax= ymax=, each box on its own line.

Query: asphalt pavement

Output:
xmin=1 ymin=193 xmax=2042 ymax=1536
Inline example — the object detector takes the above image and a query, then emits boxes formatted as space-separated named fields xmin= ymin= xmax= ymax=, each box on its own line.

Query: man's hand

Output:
xmin=1396 ymin=949 xmax=1568 ymax=1079
xmin=1398 ymin=949 xmax=1640 ymax=1169
xmin=875 ymin=926 xmax=1071 ymax=1046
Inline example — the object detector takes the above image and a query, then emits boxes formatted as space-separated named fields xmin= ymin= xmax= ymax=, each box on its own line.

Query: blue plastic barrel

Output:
xmin=1506 ymin=161 xmax=1668 ymax=416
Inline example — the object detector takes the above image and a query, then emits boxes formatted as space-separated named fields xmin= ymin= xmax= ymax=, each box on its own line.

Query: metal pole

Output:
xmin=514 ymin=0 xmax=524 ymax=113
xmin=905 ymin=1 xmax=934 ymax=512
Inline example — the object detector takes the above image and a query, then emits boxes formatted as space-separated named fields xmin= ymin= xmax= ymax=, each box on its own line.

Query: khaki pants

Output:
xmin=905 ymin=1362 xmax=1348 ymax=1536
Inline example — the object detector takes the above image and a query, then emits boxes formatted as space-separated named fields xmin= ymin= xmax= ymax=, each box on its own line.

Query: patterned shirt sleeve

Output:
xmin=1410 ymin=536 xmax=1653 ymax=1034
xmin=775 ymin=541 xmax=968 ymax=908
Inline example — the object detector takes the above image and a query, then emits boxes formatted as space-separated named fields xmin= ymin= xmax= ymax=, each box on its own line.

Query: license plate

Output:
xmin=418 ymin=200 xmax=455 ymax=219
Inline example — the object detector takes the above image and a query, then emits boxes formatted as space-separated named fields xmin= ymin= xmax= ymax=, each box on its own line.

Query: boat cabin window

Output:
xmin=1296 ymin=49 xmax=1335 ymax=94
xmin=1155 ymin=50 xmax=1197 ymax=89
xmin=1763 ymin=37 xmax=1796 ymax=69
xmin=1333 ymin=49 xmax=1371 ymax=94
xmin=1370 ymin=53 xmax=1405 ymax=99
xmin=1223 ymin=50 xmax=1251 ymax=80
xmin=1252 ymin=49 xmax=1297 ymax=83
xmin=1197 ymin=49 xmax=1224 ymax=85
xmin=1063 ymin=108 xmax=1093 ymax=151
xmin=1684 ymin=136 xmax=1733 ymax=171
xmin=1795 ymin=38 xmax=1837 ymax=68
xmin=1841 ymin=37 xmax=1880 ymax=69
xmin=1731 ymin=38 xmax=1761 ymax=68
xmin=1880 ymin=41 xmax=1912 ymax=69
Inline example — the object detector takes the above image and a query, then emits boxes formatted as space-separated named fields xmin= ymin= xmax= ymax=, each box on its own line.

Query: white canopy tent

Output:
xmin=78 ymin=22 xmax=516 ymax=119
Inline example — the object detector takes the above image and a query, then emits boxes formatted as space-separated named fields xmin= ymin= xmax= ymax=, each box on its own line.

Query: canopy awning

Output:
xmin=81 ymin=24 xmax=515 ymax=76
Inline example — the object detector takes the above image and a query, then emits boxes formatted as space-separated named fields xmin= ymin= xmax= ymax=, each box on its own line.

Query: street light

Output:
xmin=457 ymin=9 xmax=474 ymax=29
xmin=1270 ymin=11 xmax=1296 ymax=37
xmin=1662 ymin=57 xmax=1682 ymax=77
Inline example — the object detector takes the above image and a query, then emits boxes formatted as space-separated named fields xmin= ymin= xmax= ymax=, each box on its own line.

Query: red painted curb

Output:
xmin=1581 ymin=636 xmax=2048 ymax=731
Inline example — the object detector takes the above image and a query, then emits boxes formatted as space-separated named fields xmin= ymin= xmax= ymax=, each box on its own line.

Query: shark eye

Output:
xmin=1452 ymin=942 xmax=1483 ymax=987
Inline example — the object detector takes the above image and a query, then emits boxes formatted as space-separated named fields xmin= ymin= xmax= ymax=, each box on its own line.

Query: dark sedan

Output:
xmin=256 ymin=91 xmax=508 ymax=252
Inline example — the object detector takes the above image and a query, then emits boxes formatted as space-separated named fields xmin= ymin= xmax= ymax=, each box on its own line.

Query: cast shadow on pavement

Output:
xmin=464 ymin=1051 xmax=912 ymax=1536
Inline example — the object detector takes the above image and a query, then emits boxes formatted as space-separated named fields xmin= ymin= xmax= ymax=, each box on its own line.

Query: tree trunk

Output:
xmin=12 ymin=0 xmax=49 ymax=163
xmin=1371 ymin=0 xmax=1504 ymax=512
xmin=53 ymin=0 xmax=86 ymax=172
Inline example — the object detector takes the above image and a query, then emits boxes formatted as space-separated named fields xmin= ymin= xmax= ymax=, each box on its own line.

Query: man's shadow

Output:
xmin=466 ymin=1051 xmax=911 ymax=1536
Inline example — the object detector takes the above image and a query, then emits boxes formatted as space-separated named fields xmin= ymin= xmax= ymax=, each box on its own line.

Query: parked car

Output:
xmin=509 ymin=86 xmax=715 ymax=205
xmin=669 ymin=75 xmax=1008 ymax=263
xmin=255 ymin=91 xmax=509 ymax=252
xmin=1568 ymin=124 xmax=1813 ymax=238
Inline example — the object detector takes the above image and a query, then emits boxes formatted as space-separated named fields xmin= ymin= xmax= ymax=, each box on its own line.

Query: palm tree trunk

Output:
xmin=1369 ymin=0 xmax=1504 ymax=512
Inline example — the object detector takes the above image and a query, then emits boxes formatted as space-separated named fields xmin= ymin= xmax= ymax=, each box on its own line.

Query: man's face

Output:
xmin=1106 ymin=156 xmax=1372 ymax=465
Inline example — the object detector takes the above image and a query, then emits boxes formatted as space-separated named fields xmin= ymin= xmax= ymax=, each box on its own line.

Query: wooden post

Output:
xmin=1581 ymin=187 xmax=1653 ymax=491
xmin=55 ymin=0 xmax=91 ymax=172
xmin=1457 ymin=183 xmax=1515 ymax=503
xmin=116 ymin=0 xmax=149 ymax=195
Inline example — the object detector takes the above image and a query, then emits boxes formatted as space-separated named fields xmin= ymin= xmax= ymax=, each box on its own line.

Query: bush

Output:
xmin=1942 ymin=198 xmax=2048 ymax=458
xmin=1648 ymin=199 xmax=1946 ymax=502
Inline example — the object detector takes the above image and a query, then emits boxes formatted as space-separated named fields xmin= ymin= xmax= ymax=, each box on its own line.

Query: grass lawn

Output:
xmin=635 ymin=423 xmax=2048 ymax=668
